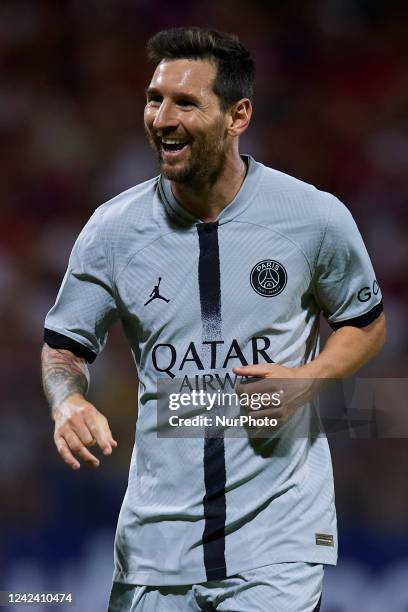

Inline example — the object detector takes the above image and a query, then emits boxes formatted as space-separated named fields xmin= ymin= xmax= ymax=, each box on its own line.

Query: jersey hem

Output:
xmin=112 ymin=551 xmax=337 ymax=586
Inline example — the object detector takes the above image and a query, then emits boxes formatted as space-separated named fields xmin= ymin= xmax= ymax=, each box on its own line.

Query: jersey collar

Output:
xmin=159 ymin=155 xmax=263 ymax=227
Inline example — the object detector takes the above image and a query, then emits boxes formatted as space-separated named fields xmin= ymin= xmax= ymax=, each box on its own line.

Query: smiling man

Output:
xmin=144 ymin=44 xmax=251 ymax=222
xmin=42 ymin=27 xmax=385 ymax=612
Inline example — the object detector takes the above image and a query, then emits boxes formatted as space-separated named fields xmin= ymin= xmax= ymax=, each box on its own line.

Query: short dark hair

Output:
xmin=146 ymin=27 xmax=255 ymax=110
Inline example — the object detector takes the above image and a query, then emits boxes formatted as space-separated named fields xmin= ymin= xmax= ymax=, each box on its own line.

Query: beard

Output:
xmin=145 ymin=118 xmax=227 ymax=187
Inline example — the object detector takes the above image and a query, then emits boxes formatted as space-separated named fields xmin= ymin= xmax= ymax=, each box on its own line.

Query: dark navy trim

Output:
xmin=329 ymin=300 xmax=383 ymax=331
xmin=197 ymin=222 xmax=222 ymax=338
xmin=197 ymin=221 xmax=227 ymax=581
xmin=202 ymin=436 xmax=227 ymax=580
xmin=44 ymin=329 xmax=97 ymax=363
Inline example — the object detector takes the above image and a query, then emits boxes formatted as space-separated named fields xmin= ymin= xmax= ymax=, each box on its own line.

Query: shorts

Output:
xmin=107 ymin=562 xmax=323 ymax=612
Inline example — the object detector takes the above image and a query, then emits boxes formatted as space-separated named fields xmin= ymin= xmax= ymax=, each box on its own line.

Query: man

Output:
xmin=42 ymin=27 xmax=385 ymax=612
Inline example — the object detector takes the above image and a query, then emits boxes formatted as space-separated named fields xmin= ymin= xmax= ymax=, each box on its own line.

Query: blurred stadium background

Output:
xmin=1 ymin=0 xmax=407 ymax=610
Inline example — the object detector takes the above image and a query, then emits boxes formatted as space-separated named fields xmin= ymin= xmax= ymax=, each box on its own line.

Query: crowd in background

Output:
xmin=1 ymin=0 xmax=407 ymax=609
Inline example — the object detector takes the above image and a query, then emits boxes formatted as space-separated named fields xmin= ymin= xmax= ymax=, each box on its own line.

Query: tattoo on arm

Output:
xmin=41 ymin=344 xmax=90 ymax=412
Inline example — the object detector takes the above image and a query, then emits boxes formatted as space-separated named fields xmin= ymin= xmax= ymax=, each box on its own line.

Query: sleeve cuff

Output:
xmin=44 ymin=329 xmax=98 ymax=363
xmin=329 ymin=300 xmax=383 ymax=331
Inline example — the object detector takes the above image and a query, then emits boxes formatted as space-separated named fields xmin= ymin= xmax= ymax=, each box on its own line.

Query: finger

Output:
xmin=63 ymin=430 xmax=100 ymax=467
xmin=85 ymin=413 xmax=116 ymax=455
xmin=233 ymin=365 xmax=272 ymax=377
xmin=247 ymin=407 xmax=283 ymax=419
xmin=237 ymin=382 xmax=284 ymax=399
xmin=69 ymin=420 xmax=97 ymax=447
xmin=54 ymin=435 xmax=80 ymax=470
xmin=236 ymin=375 xmax=284 ymax=398
xmin=236 ymin=376 xmax=266 ymax=393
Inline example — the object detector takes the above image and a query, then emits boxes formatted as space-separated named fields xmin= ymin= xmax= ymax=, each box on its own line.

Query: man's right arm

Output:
xmin=41 ymin=344 xmax=117 ymax=470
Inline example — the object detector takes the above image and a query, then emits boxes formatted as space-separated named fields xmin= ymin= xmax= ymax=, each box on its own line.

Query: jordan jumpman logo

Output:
xmin=144 ymin=277 xmax=170 ymax=306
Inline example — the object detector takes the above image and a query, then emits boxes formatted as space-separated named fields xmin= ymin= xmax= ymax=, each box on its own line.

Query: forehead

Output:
xmin=148 ymin=59 xmax=217 ymax=97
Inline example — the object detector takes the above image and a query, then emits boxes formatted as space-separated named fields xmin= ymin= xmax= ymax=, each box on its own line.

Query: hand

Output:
xmin=233 ymin=363 xmax=319 ymax=426
xmin=53 ymin=393 xmax=117 ymax=470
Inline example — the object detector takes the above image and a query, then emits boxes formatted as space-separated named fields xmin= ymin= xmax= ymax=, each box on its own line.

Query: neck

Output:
xmin=171 ymin=151 xmax=247 ymax=223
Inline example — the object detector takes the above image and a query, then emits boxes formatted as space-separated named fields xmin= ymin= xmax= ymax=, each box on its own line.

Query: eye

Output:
xmin=178 ymin=99 xmax=196 ymax=108
xmin=147 ymin=95 xmax=162 ymax=105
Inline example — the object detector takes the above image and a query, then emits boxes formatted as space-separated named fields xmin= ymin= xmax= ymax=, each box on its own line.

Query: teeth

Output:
xmin=162 ymin=138 xmax=187 ymax=145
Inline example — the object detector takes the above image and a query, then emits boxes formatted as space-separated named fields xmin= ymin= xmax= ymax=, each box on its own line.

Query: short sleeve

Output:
xmin=44 ymin=207 xmax=118 ymax=362
xmin=313 ymin=196 xmax=383 ymax=330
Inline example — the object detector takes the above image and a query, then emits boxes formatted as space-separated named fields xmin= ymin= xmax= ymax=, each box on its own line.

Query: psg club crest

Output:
xmin=250 ymin=260 xmax=287 ymax=297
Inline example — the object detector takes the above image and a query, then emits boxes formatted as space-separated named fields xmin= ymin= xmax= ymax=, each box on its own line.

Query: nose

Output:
xmin=152 ymin=100 xmax=178 ymax=132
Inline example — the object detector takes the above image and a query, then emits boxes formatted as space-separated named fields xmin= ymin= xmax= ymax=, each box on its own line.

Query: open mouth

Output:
xmin=161 ymin=138 xmax=189 ymax=155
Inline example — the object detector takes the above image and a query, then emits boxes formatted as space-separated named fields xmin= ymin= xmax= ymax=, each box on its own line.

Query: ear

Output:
xmin=226 ymin=99 xmax=252 ymax=137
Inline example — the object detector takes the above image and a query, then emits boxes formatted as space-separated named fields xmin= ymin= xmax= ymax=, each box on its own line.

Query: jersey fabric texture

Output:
xmin=107 ymin=562 xmax=323 ymax=612
xmin=44 ymin=156 xmax=383 ymax=586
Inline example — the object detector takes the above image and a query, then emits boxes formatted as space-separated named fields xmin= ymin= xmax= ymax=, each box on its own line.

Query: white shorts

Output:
xmin=108 ymin=562 xmax=323 ymax=612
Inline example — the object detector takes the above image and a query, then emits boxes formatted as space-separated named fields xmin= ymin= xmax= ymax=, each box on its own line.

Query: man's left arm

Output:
xmin=302 ymin=312 xmax=386 ymax=379
xmin=235 ymin=312 xmax=386 ymax=381
xmin=234 ymin=195 xmax=386 ymax=418
xmin=233 ymin=316 xmax=385 ymax=422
